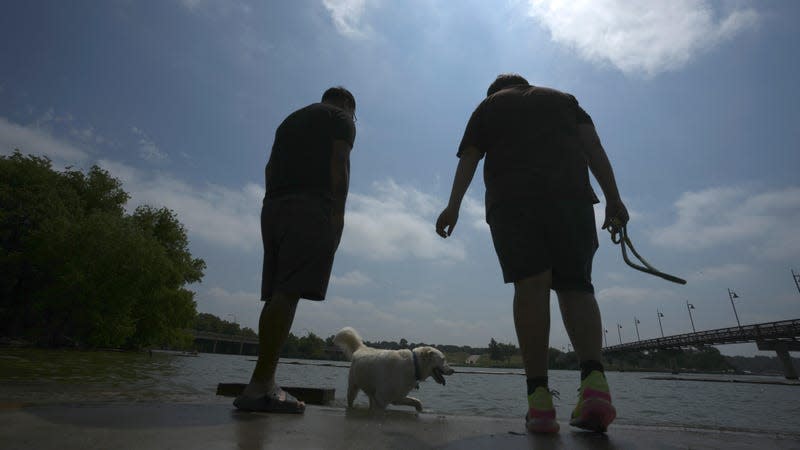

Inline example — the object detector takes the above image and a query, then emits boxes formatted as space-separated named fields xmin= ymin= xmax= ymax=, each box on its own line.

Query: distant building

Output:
xmin=465 ymin=355 xmax=480 ymax=365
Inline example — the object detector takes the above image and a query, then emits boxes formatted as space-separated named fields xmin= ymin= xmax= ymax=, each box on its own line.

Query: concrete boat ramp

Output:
xmin=2 ymin=399 xmax=799 ymax=450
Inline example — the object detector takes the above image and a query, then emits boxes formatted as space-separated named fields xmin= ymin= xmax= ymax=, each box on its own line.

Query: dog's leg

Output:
xmin=347 ymin=373 xmax=358 ymax=408
xmin=392 ymin=397 xmax=422 ymax=412
xmin=368 ymin=395 xmax=388 ymax=411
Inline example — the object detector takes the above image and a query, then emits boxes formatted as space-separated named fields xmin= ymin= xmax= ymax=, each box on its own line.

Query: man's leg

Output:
xmin=555 ymin=290 xmax=602 ymax=363
xmin=238 ymin=291 xmax=300 ymax=400
xmin=513 ymin=270 xmax=553 ymax=377
xmin=514 ymin=270 xmax=560 ymax=433
xmin=557 ymin=290 xmax=616 ymax=431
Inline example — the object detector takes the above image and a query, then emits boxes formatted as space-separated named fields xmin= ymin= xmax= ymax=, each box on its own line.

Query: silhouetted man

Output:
xmin=436 ymin=74 xmax=627 ymax=433
xmin=235 ymin=87 xmax=356 ymax=413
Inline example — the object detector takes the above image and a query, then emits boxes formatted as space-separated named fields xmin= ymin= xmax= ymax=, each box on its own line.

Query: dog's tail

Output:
xmin=333 ymin=327 xmax=364 ymax=361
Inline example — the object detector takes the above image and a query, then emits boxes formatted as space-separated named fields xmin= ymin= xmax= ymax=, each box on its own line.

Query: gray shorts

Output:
xmin=487 ymin=200 xmax=598 ymax=293
xmin=260 ymin=194 xmax=343 ymax=302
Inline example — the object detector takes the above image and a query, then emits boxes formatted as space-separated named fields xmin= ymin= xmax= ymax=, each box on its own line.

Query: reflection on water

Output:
xmin=1 ymin=348 xmax=798 ymax=436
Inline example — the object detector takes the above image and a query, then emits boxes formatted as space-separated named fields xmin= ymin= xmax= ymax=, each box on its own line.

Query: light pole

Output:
xmin=617 ymin=323 xmax=623 ymax=345
xmin=657 ymin=309 xmax=665 ymax=338
xmin=634 ymin=317 xmax=641 ymax=341
xmin=727 ymin=288 xmax=742 ymax=328
xmin=227 ymin=314 xmax=243 ymax=355
xmin=792 ymin=269 xmax=800 ymax=295
xmin=686 ymin=301 xmax=696 ymax=333
xmin=603 ymin=328 xmax=608 ymax=347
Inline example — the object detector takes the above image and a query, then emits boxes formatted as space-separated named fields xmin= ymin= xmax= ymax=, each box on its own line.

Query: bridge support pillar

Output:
xmin=669 ymin=358 xmax=679 ymax=375
xmin=757 ymin=340 xmax=799 ymax=380
xmin=776 ymin=346 xmax=798 ymax=380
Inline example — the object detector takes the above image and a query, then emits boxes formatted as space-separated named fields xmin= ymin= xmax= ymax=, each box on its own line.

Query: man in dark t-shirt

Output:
xmin=436 ymin=74 xmax=628 ymax=433
xmin=235 ymin=87 xmax=356 ymax=413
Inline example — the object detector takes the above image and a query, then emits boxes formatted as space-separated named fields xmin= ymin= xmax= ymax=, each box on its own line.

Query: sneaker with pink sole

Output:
xmin=569 ymin=370 xmax=616 ymax=432
xmin=526 ymin=386 xmax=560 ymax=434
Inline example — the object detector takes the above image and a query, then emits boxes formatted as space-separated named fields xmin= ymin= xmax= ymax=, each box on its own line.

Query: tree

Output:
xmin=497 ymin=342 xmax=518 ymax=364
xmin=488 ymin=338 xmax=501 ymax=360
xmin=0 ymin=151 xmax=205 ymax=348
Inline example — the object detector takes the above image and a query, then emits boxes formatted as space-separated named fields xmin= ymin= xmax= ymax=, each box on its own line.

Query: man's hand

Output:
xmin=602 ymin=199 xmax=629 ymax=230
xmin=436 ymin=206 xmax=459 ymax=238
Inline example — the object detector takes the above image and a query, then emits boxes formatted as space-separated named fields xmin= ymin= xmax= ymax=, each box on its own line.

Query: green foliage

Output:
xmin=488 ymin=338 xmax=517 ymax=363
xmin=193 ymin=312 xmax=257 ymax=338
xmin=605 ymin=347 xmax=734 ymax=372
xmin=280 ymin=332 xmax=331 ymax=360
xmin=0 ymin=151 xmax=205 ymax=349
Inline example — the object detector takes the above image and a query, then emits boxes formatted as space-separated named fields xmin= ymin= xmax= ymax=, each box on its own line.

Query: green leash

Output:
xmin=608 ymin=221 xmax=686 ymax=285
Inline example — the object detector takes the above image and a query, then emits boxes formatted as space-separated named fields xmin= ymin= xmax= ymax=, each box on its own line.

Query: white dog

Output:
xmin=333 ymin=327 xmax=454 ymax=412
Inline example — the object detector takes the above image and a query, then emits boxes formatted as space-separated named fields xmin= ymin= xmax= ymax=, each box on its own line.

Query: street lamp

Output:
xmin=727 ymin=288 xmax=742 ymax=328
xmin=227 ymin=314 xmax=244 ymax=355
xmin=686 ymin=301 xmax=696 ymax=333
xmin=604 ymin=328 xmax=608 ymax=347
xmin=617 ymin=323 xmax=623 ymax=345
xmin=634 ymin=317 xmax=641 ymax=341
xmin=657 ymin=309 xmax=665 ymax=338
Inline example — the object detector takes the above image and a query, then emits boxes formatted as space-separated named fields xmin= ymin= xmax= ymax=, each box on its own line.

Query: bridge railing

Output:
xmin=192 ymin=330 xmax=260 ymax=345
xmin=604 ymin=318 xmax=800 ymax=353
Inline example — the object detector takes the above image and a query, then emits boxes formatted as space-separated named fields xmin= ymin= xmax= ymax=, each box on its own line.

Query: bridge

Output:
xmin=602 ymin=318 xmax=800 ymax=379
xmin=193 ymin=330 xmax=259 ymax=355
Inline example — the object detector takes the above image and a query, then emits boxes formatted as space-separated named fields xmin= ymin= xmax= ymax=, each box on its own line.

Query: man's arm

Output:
xmin=436 ymin=145 xmax=482 ymax=238
xmin=578 ymin=123 xmax=629 ymax=229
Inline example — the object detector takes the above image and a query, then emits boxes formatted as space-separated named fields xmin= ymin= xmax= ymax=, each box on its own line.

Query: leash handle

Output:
xmin=608 ymin=221 xmax=687 ymax=285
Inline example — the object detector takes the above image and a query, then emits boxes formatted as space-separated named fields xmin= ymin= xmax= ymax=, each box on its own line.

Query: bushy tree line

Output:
xmin=194 ymin=312 xmax=257 ymax=338
xmin=281 ymin=332 xmax=334 ymax=360
xmin=605 ymin=346 xmax=733 ymax=372
xmin=725 ymin=354 xmax=800 ymax=374
xmin=0 ymin=151 xmax=205 ymax=349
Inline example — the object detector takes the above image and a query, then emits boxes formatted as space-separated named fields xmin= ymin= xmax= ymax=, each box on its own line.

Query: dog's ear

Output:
xmin=418 ymin=347 xmax=432 ymax=362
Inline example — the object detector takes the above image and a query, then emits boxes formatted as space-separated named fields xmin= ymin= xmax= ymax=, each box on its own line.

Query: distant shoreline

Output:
xmin=644 ymin=376 xmax=800 ymax=386
xmin=1 ymin=341 xmax=793 ymax=378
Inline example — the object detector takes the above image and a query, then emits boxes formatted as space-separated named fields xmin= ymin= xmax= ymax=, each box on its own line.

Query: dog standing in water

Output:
xmin=333 ymin=327 xmax=454 ymax=411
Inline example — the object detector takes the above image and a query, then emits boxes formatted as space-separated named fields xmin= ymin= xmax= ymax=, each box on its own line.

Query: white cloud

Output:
xmin=131 ymin=127 xmax=168 ymax=163
xmin=341 ymin=179 xmax=467 ymax=261
xmin=527 ymin=0 xmax=759 ymax=76
xmin=462 ymin=195 xmax=489 ymax=232
xmin=70 ymin=126 xmax=106 ymax=145
xmin=392 ymin=298 xmax=439 ymax=314
xmin=596 ymin=285 xmax=680 ymax=306
xmin=293 ymin=296 xmax=414 ymax=339
xmin=198 ymin=286 xmax=260 ymax=320
xmin=0 ymin=117 xmax=89 ymax=165
xmin=97 ymin=159 xmax=263 ymax=252
xmin=691 ymin=263 xmax=751 ymax=282
xmin=322 ymin=0 xmax=373 ymax=38
xmin=652 ymin=186 xmax=800 ymax=261
xmin=330 ymin=270 xmax=372 ymax=287
xmin=176 ymin=0 xmax=251 ymax=16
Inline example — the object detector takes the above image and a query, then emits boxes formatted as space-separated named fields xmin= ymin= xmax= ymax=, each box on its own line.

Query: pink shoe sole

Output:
xmin=569 ymin=398 xmax=616 ymax=432
xmin=526 ymin=417 xmax=560 ymax=434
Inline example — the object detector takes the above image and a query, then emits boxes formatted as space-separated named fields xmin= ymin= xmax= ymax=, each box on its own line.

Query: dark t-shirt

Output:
xmin=458 ymin=85 xmax=599 ymax=216
xmin=265 ymin=102 xmax=356 ymax=201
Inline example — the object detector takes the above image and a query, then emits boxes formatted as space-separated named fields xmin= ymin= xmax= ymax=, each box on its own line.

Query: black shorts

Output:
xmin=487 ymin=200 xmax=598 ymax=293
xmin=260 ymin=194 xmax=343 ymax=302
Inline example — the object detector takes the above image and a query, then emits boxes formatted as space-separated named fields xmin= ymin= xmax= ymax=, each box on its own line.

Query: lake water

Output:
xmin=1 ymin=348 xmax=798 ymax=436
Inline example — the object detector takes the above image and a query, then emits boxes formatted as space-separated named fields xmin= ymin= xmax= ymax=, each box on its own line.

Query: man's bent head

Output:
xmin=487 ymin=73 xmax=529 ymax=97
xmin=322 ymin=86 xmax=356 ymax=119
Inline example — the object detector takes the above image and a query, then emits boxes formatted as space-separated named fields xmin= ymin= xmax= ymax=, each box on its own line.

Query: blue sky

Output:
xmin=2 ymin=0 xmax=798 ymax=356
